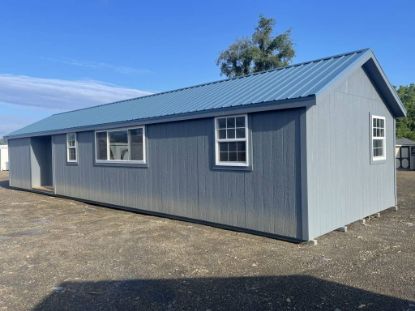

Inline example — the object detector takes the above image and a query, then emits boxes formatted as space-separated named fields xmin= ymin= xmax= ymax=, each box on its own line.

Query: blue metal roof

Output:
xmin=8 ymin=48 xmax=399 ymax=138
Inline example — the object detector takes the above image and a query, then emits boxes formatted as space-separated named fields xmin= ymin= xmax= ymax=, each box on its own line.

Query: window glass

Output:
xmin=96 ymin=132 xmax=108 ymax=160
xmin=129 ymin=128 xmax=144 ymax=161
xmin=218 ymin=129 xmax=226 ymax=139
xmin=109 ymin=130 xmax=129 ymax=160
xmin=69 ymin=148 xmax=76 ymax=161
xmin=235 ymin=117 xmax=245 ymax=128
xmin=67 ymin=134 xmax=76 ymax=147
xmin=236 ymin=128 xmax=245 ymax=138
xmin=227 ymin=129 xmax=235 ymax=139
xmin=227 ymin=117 xmax=235 ymax=128
xmin=218 ymin=118 xmax=226 ymax=129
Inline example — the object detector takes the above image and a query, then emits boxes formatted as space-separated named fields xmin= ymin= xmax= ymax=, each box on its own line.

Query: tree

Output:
xmin=396 ymin=84 xmax=415 ymax=140
xmin=216 ymin=39 xmax=254 ymax=78
xmin=217 ymin=16 xmax=295 ymax=78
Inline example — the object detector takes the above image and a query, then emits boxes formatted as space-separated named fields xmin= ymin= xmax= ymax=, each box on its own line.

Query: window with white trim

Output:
xmin=372 ymin=115 xmax=386 ymax=161
xmin=66 ymin=133 xmax=78 ymax=163
xmin=215 ymin=115 xmax=249 ymax=166
xmin=95 ymin=126 xmax=146 ymax=163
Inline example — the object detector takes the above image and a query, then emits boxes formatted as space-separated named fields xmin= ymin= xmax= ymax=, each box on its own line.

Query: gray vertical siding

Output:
xmin=52 ymin=109 xmax=304 ymax=239
xmin=8 ymin=138 xmax=32 ymax=189
xmin=306 ymin=67 xmax=396 ymax=239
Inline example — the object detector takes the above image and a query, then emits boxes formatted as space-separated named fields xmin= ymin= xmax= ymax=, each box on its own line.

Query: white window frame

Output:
xmin=214 ymin=114 xmax=249 ymax=167
xmin=371 ymin=115 xmax=386 ymax=161
xmin=66 ymin=133 xmax=78 ymax=163
xmin=95 ymin=126 xmax=146 ymax=164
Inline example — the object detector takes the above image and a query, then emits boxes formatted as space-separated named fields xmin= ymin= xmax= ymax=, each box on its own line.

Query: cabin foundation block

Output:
xmin=306 ymin=239 xmax=318 ymax=246
xmin=336 ymin=226 xmax=348 ymax=233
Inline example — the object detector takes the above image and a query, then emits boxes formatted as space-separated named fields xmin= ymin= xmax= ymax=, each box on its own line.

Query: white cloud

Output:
xmin=0 ymin=74 xmax=152 ymax=111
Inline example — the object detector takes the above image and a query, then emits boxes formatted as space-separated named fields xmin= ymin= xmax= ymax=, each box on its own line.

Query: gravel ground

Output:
xmin=0 ymin=171 xmax=414 ymax=310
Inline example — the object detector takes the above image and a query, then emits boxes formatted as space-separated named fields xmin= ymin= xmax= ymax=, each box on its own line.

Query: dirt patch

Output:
xmin=0 ymin=171 xmax=414 ymax=310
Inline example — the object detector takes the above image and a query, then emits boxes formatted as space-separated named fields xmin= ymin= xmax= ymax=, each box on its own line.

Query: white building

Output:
xmin=0 ymin=145 xmax=8 ymax=171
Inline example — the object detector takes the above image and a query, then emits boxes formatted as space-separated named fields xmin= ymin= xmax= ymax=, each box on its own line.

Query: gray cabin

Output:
xmin=5 ymin=49 xmax=406 ymax=242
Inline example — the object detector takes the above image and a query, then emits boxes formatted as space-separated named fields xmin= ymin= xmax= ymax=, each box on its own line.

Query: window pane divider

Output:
xmin=217 ymin=138 xmax=246 ymax=142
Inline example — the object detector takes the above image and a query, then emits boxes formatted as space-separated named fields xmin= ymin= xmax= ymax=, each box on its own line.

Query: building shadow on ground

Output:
xmin=32 ymin=275 xmax=414 ymax=311
xmin=0 ymin=178 xmax=10 ymax=189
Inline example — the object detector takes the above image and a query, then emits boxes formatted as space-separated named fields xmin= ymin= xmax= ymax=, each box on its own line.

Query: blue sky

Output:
xmin=0 ymin=0 xmax=414 ymax=137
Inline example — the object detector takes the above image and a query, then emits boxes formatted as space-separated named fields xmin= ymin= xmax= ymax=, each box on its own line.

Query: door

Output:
xmin=396 ymin=146 xmax=410 ymax=170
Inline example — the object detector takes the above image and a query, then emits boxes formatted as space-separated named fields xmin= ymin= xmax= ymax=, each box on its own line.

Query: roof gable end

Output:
xmin=316 ymin=49 xmax=406 ymax=118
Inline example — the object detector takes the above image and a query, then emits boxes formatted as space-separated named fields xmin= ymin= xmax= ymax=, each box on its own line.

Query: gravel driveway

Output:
xmin=0 ymin=171 xmax=414 ymax=310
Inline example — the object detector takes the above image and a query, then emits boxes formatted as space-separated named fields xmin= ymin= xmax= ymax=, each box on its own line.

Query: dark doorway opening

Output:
xmin=31 ymin=136 xmax=54 ymax=192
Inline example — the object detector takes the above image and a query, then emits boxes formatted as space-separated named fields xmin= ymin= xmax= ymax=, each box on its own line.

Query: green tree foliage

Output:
xmin=396 ymin=84 xmax=415 ymax=140
xmin=0 ymin=138 xmax=5 ymax=145
xmin=217 ymin=16 xmax=295 ymax=78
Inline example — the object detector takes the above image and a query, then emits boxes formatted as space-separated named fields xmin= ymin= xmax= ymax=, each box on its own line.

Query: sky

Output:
xmin=0 ymin=0 xmax=414 ymax=137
